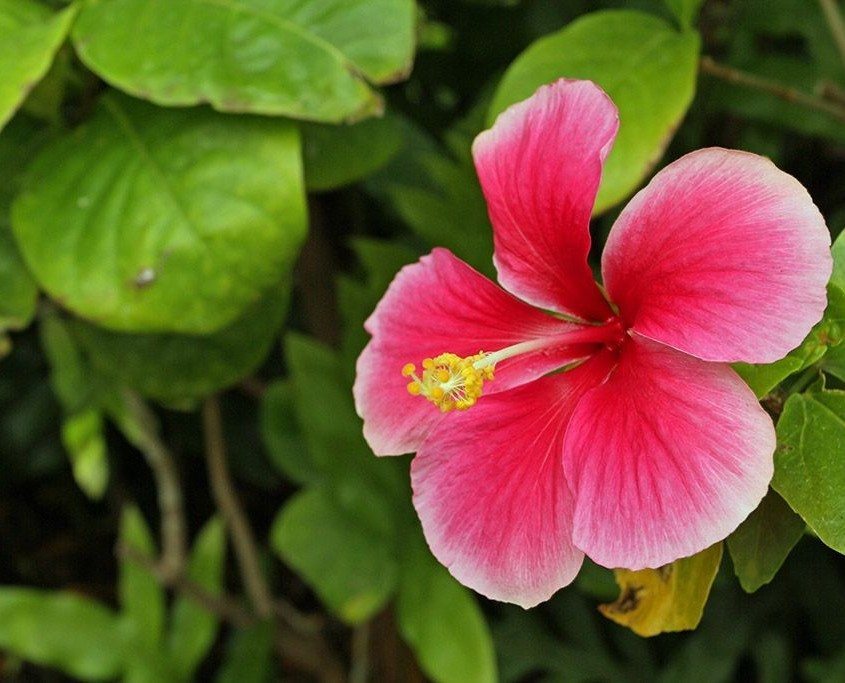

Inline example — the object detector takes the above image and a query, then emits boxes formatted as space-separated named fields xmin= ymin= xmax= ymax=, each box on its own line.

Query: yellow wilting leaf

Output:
xmin=599 ymin=543 xmax=723 ymax=637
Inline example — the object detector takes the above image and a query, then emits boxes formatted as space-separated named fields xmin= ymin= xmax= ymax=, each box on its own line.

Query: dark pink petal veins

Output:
xmin=563 ymin=335 xmax=775 ymax=570
xmin=602 ymin=148 xmax=832 ymax=363
xmin=473 ymin=79 xmax=619 ymax=321
xmin=411 ymin=353 xmax=615 ymax=608
xmin=354 ymin=248 xmax=595 ymax=456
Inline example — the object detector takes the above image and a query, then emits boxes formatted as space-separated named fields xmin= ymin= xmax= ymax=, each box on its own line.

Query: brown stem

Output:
xmin=202 ymin=396 xmax=274 ymax=619
xmin=819 ymin=0 xmax=845 ymax=69
xmin=120 ymin=391 xmax=187 ymax=581
xmin=700 ymin=55 xmax=845 ymax=125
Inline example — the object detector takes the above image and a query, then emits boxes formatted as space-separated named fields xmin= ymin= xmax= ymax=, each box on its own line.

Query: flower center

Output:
xmin=403 ymin=317 xmax=627 ymax=413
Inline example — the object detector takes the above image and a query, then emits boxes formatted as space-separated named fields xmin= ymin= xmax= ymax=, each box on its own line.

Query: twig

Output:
xmin=700 ymin=55 xmax=845 ymax=125
xmin=350 ymin=623 xmax=371 ymax=683
xmin=118 ymin=543 xmax=254 ymax=628
xmin=120 ymin=391 xmax=187 ymax=581
xmin=819 ymin=0 xmax=845 ymax=69
xmin=202 ymin=396 xmax=274 ymax=619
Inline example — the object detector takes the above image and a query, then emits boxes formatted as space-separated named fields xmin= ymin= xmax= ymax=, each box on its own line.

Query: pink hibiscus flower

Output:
xmin=353 ymin=79 xmax=832 ymax=608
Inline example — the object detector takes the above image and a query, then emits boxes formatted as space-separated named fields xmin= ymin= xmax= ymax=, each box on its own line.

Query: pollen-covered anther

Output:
xmin=403 ymin=352 xmax=494 ymax=412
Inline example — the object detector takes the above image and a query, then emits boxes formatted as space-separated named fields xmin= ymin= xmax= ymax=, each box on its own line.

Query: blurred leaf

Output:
xmin=115 ymin=505 xmax=171 ymax=683
xmin=270 ymin=485 xmax=398 ymax=623
xmin=302 ymin=115 xmax=404 ymax=191
xmin=600 ymin=543 xmax=723 ymax=637
xmin=61 ymin=407 xmax=108 ymax=499
xmin=832 ymin=231 xmax=845 ymax=290
xmin=284 ymin=332 xmax=405 ymax=497
xmin=0 ymin=588 xmax=125 ymax=680
xmin=772 ymin=389 xmax=845 ymax=554
xmin=166 ymin=517 xmax=227 ymax=681
xmin=727 ymin=490 xmax=805 ymax=592
xmin=72 ymin=0 xmax=415 ymax=123
xmin=337 ymin=238 xmax=416 ymax=373
xmin=366 ymin=119 xmax=494 ymax=275
xmin=118 ymin=506 xmax=165 ymax=649
xmin=260 ymin=379 xmax=317 ymax=484
xmin=0 ymin=228 xmax=37 ymax=340
xmin=397 ymin=534 xmax=497 ymax=683
xmin=663 ymin=0 xmax=703 ymax=28
xmin=13 ymin=93 xmax=306 ymax=334
xmin=489 ymin=10 xmax=700 ymax=213
xmin=216 ymin=621 xmax=275 ymax=683
xmin=39 ymin=311 xmax=92 ymax=414
xmin=72 ymin=281 xmax=290 ymax=406
xmin=0 ymin=0 xmax=77 ymax=131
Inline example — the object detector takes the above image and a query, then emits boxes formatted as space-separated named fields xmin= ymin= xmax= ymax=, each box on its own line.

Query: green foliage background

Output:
xmin=2 ymin=0 xmax=845 ymax=680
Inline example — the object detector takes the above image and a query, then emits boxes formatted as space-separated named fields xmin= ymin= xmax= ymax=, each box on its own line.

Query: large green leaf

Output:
xmin=727 ymin=490 xmax=806 ymax=592
xmin=0 ymin=588 xmax=125 ymax=680
xmin=488 ymin=10 xmax=700 ymax=213
xmin=772 ymin=390 xmax=845 ymax=554
xmin=12 ymin=94 xmax=306 ymax=334
xmin=270 ymin=485 xmax=399 ymax=623
xmin=0 ymin=0 xmax=77 ymax=131
xmin=72 ymin=0 xmax=415 ymax=123
xmin=73 ymin=281 xmax=290 ymax=406
xmin=397 ymin=535 xmax=497 ymax=683
xmin=167 ymin=517 xmax=226 ymax=681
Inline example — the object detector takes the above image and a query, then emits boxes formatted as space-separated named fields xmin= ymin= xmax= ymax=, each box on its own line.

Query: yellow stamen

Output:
xmin=402 ymin=351 xmax=495 ymax=412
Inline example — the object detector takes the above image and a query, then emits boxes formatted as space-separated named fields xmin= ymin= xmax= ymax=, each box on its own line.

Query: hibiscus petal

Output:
xmin=473 ymin=79 xmax=618 ymax=321
xmin=564 ymin=335 xmax=775 ymax=570
xmin=354 ymin=248 xmax=594 ymax=456
xmin=602 ymin=148 xmax=832 ymax=363
xmin=411 ymin=354 xmax=615 ymax=607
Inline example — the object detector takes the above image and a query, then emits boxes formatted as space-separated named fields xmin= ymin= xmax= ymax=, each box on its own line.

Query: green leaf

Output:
xmin=72 ymin=281 xmax=290 ymax=406
xmin=72 ymin=0 xmax=415 ymax=123
xmin=663 ymin=0 xmax=704 ymax=28
xmin=61 ymin=407 xmax=109 ymax=498
xmin=366 ymin=120 xmax=494 ymax=275
xmin=734 ymin=356 xmax=805 ymax=398
xmin=488 ymin=10 xmax=700 ymax=213
xmin=0 ymin=0 xmax=77 ymax=131
xmin=260 ymin=380 xmax=317 ymax=484
xmin=0 ymin=587 xmax=125 ymax=680
xmin=772 ymin=389 xmax=845 ymax=554
xmin=167 ymin=517 xmax=227 ymax=681
xmin=270 ymin=485 xmax=399 ymax=623
xmin=302 ymin=115 xmax=404 ymax=191
xmin=0 ymin=228 xmax=37 ymax=337
xmin=397 ymin=535 xmax=497 ymax=683
xmin=118 ymin=506 xmax=166 ymax=649
xmin=39 ymin=311 xmax=92 ymax=413
xmin=599 ymin=543 xmax=723 ymax=637
xmin=12 ymin=93 xmax=306 ymax=334
xmin=285 ymin=333 xmax=405 ymax=497
xmin=216 ymin=621 xmax=275 ymax=683
xmin=727 ymin=489 xmax=805 ymax=592
xmin=832 ymin=230 xmax=845 ymax=290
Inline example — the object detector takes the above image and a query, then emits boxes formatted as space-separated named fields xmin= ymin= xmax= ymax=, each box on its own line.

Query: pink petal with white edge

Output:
xmin=354 ymin=248 xmax=596 ymax=456
xmin=473 ymin=79 xmax=618 ymax=321
xmin=564 ymin=335 xmax=775 ymax=570
xmin=412 ymin=354 xmax=616 ymax=608
xmin=602 ymin=148 xmax=832 ymax=364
